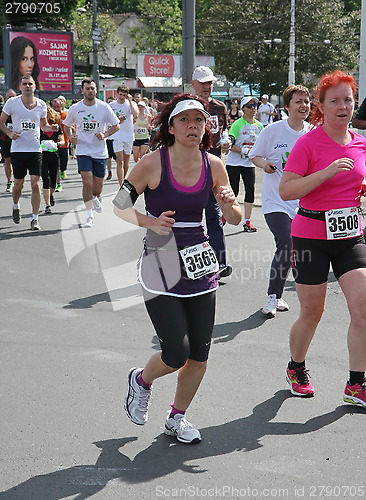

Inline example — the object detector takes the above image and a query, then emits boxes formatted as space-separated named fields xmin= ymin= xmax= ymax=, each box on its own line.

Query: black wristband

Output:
xmin=112 ymin=179 xmax=139 ymax=210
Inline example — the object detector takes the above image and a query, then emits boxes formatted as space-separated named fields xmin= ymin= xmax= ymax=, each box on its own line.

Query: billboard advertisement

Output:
xmin=137 ymin=54 xmax=181 ymax=78
xmin=3 ymin=28 xmax=74 ymax=93
xmin=137 ymin=54 xmax=215 ymax=80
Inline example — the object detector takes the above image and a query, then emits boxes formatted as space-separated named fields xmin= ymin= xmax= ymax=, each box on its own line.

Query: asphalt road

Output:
xmin=0 ymin=158 xmax=365 ymax=500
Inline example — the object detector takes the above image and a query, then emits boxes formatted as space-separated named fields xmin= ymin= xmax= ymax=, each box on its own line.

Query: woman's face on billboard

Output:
xmin=19 ymin=45 xmax=35 ymax=76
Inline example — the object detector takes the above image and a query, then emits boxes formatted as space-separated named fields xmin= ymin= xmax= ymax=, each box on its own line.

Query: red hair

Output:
xmin=310 ymin=70 xmax=356 ymax=126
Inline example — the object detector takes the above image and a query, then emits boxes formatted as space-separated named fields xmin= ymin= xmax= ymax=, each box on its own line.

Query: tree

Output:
xmin=129 ymin=0 xmax=182 ymax=54
xmin=97 ymin=0 xmax=141 ymax=13
xmin=68 ymin=9 xmax=118 ymax=66
xmin=344 ymin=0 xmax=361 ymax=11
xmin=2 ymin=0 xmax=79 ymax=29
xmin=196 ymin=0 xmax=361 ymax=93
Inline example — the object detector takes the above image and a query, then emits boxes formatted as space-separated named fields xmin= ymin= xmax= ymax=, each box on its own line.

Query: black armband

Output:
xmin=112 ymin=180 xmax=139 ymax=210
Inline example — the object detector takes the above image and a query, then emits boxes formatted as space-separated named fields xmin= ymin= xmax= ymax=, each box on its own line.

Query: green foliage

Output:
xmin=196 ymin=0 xmax=361 ymax=93
xmin=68 ymin=8 xmax=119 ymax=64
xmin=2 ymin=0 xmax=79 ymax=29
xmin=97 ymin=0 xmax=141 ymax=13
xmin=129 ymin=0 xmax=182 ymax=54
xmin=195 ymin=0 xmax=212 ymax=17
xmin=343 ymin=0 xmax=361 ymax=12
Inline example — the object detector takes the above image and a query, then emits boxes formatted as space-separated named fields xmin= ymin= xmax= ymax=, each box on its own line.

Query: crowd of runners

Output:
xmin=2 ymin=66 xmax=366 ymax=444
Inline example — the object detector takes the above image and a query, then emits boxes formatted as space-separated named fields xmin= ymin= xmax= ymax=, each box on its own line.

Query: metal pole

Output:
xmin=358 ymin=0 xmax=366 ymax=103
xmin=92 ymin=0 xmax=100 ymax=94
xmin=182 ymin=0 xmax=196 ymax=88
xmin=288 ymin=0 xmax=295 ymax=86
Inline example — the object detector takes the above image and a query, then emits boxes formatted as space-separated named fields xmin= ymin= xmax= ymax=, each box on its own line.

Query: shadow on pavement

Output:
xmin=213 ymin=310 xmax=267 ymax=343
xmin=0 ymin=228 xmax=62 ymax=240
xmin=64 ymin=292 xmax=112 ymax=309
xmin=1 ymin=391 xmax=360 ymax=499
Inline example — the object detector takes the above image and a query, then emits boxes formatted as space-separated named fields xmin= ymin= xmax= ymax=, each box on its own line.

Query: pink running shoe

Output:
xmin=286 ymin=364 xmax=315 ymax=397
xmin=343 ymin=381 xmax=366 ymax=407
xmin=243 ymin=221 xmax=257 ymax=232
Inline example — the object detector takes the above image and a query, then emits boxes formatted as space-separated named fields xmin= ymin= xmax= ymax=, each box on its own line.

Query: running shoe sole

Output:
xmin=261 ymin=309 xmax=276 ymax=318
xmin=164 ymin=426 xmax=201 ymax=444
xmin=343 ymin=394 xmax=366 ymax=407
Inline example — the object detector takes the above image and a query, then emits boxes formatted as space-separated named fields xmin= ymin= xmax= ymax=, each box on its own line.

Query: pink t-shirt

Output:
xmin=284 ymin=126 xmax=366 ymax=239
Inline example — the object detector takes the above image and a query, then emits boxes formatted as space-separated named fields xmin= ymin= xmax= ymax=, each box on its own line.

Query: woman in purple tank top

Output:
xmin=113 ymin=93 xmax=241 ymax=444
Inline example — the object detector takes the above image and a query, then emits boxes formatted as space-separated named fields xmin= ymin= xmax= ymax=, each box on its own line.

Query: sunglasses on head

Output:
xmin=245 ymin=103 xmax=258 ymax=108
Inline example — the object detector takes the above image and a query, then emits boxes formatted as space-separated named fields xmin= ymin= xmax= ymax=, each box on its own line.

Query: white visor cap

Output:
xmin=168 ymin=99 xmax=211 ymax=123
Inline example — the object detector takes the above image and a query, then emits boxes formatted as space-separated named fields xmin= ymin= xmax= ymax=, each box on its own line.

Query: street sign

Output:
xmin=92 ymin=28 xmax=102 ymax=44
xmin=228 ymin=87 xmax=245 ymax=98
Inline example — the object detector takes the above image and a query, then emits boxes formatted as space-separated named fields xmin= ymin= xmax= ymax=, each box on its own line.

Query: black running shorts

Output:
xmin=292 ymin=235 xmax=366 ymax=285
xmin=11 ymin=152 xmax=42 ymax=178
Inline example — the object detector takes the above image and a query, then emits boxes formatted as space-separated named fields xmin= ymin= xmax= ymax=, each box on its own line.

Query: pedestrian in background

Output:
xmin=40 ymin=105 xmax=64 ymax=214
xmin=352 ymin=95 xmax=366 ymax=130
xmin=0 ymin=89 xmax=17 ymax=193
xmin=273 ymin=104 xmax=283 ymax=122
xmin=257 ymin=94 xmax=275 ymax=127
xmin=109 ymin=85 xmax=138 ymax=185
xmin=105 ymin=95 xmax=116 ymax=180
xmin=133 ymin=101 xmax=152 ymax=163
xmin=52 ymin=97 xmax=69 ymax=192
xmin=228 ymin=99 xmax=242 ymax=126
xmin=226 ymin=96 xmax=263 ymax=232
xmin=192 ymin=65 xmax=233 ymax=278
xmin=250 ymin=84 xmax=311 ymax=316
xmin=0 ymin=76 xmax=59 ymax=230
xmin=63 ymin=78 xmax=120 ymax=228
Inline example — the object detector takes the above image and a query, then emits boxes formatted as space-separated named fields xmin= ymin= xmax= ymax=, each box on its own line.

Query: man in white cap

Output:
xmin=191 ymin=66 xmax=232 ymax=278
xmin=257 ymin=94 xmax=275 ymax=127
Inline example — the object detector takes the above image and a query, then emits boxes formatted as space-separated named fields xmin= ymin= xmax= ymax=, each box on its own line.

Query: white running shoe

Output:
xmin=93 ymin=195 xmax=102 ymax=213
xmin=164 ymin=411 xmax=201 ymax=444
xmin=80 ymin=216 xmax=94 ymax=228
xmin=261 ymin=294 xmax=277 ymax=317
xmin=277 ymin=297 xmax=289 ymax=311
xmin=124 ymin=368 xmax=152 ymax=425
xmin=30 ymin=219 xmax=41 ymax=231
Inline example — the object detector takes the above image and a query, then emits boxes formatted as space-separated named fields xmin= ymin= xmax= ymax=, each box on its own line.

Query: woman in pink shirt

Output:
xmin=279 ymin=71 xmax=366 ymax=407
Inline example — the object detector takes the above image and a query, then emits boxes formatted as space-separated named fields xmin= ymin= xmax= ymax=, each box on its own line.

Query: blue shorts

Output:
xmin=77 ymin=155 xmax=106 ymax=178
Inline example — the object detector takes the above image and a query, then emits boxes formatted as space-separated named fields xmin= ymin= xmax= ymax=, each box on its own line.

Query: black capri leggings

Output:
xmin=143 ymin=290 xmax=216 ymax=369
xmin=41 ymin=151 xmax=60 ymax=190
xmin=226 ymin=165 xmax=255 ymax=204
xmin=57 ymin=147 xmax=69 ymax=172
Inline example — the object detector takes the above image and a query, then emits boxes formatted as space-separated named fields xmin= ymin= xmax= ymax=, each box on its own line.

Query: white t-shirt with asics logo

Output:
xmin=63 ymin=99 xmax=119 ymax=159
xmin=109 ymin=100 xmax=137 ymax=142
xmin=3 ymin=96 xmax=47 ymax=153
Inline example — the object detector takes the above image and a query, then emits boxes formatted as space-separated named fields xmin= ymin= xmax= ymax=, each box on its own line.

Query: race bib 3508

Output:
xmin=325 ymin=207 xmax=362 ymax=240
